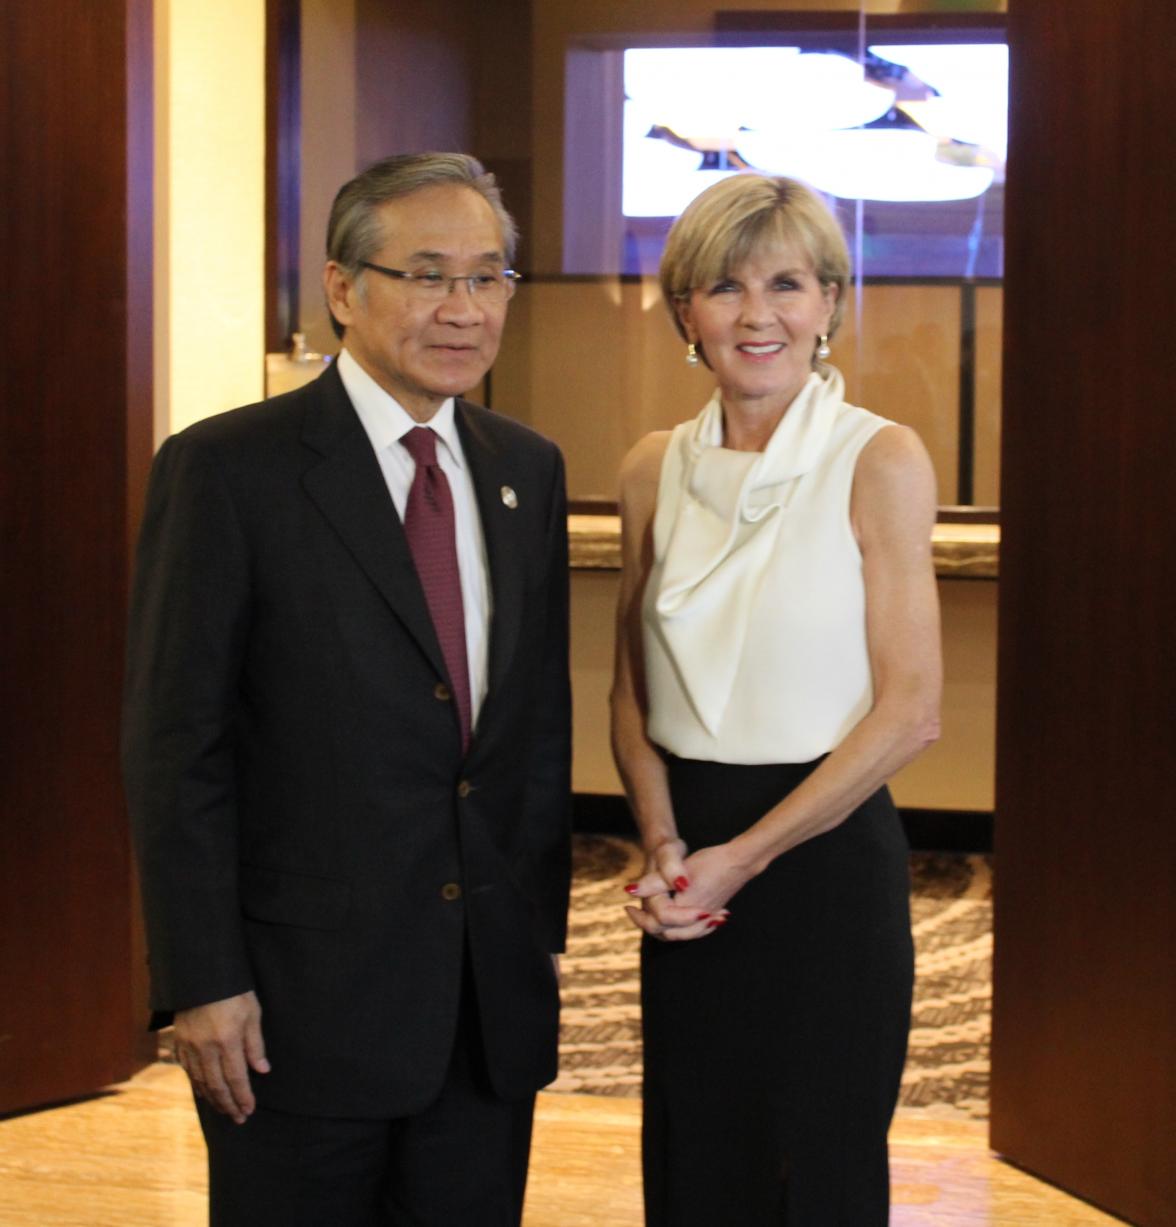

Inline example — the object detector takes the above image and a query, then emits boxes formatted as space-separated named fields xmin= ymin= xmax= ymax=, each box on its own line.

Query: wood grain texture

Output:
xmin=0 ymin=0 xmax=155 ymax=1113
xmin=265 ymin=0 xmax=301 ymax=352
xmin=992 ymin=2 xmax=1176 ymax=1224
xmin=0 ymin=1064 xmax=1126 ymax=1226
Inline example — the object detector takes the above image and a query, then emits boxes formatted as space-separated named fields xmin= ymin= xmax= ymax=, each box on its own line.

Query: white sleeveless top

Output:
xmin=642 ymin=369 xmax=892 ymax=764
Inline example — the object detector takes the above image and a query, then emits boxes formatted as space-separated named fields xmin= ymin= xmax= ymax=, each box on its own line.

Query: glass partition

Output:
xmin=491 ymin=10 xmax=1005 ymax=512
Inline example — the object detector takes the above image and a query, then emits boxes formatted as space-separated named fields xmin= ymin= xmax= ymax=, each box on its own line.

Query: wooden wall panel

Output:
xmin=295 ymin=0 xmax=507 ymax=354
xmin=495 ymin=279 xmax=967 ymax=502
xmin=840 ymin=284 xmax=962 ymax=501
xmin=0 ymin=0 xmax=154 ymax=1112
xmin=498 ymin=279 xmax=697 ymax=498
xmin=354 ymin=0 xmax=473 ymax=168
xmin=265 ymin=0 xmax=301 ymax=352
xmin=972 ymin=286 xmax=1003 ymax=507
xmin=991 ymin=2 xmax=1176 ymax=1223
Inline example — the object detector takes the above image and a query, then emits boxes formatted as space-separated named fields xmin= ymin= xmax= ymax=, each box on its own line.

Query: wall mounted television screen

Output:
xmin=620 ymin=42 xmax=1007 ymax=279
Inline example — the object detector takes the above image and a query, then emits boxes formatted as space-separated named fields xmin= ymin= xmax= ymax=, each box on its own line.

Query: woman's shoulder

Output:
xmin=619 ymin=430 xmax=673 ymax=495
xmin=851 ymin=422 xmax=938 ymax=543
xmin=856 ymin=420 xmax=934 ymax=483
xmin=831 ymin=396 xmax=894 ymax=438
xmin=825 ymin=387 xmax=931 ymax=483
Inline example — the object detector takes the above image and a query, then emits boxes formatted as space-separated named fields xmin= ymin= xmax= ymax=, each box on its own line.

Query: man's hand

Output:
xmin=173 ymin=990 xmax=269 ymax=1124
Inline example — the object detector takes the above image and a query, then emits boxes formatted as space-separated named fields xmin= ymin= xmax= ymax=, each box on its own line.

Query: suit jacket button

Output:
xmin=441 ymin=882 xmax=462 ymax=901
xmin=434 ymin=682 xmax=451 ymax=702
xmin=457 ymin=780 xmax=472 ymax=798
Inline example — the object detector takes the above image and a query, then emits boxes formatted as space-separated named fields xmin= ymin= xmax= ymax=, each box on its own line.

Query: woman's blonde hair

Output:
xmin=658 ymin=174 xmax=850 ymax=343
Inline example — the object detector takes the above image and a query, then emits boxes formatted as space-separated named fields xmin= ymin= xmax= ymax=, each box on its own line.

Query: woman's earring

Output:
xmin=685 ymin=342 xmax=700 ymax=367
xmin=817 ymin=335 xmax=831 ymax=360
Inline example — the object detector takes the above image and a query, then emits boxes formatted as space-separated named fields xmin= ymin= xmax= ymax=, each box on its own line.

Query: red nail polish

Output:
xmin=697 ymin=912 xmax=710 ymax=920
xmin=706 ymin=918 xmax=722 ymax=928
xmin=624 ymin=883 xmax=639 ymax=895
xmin=674 ymin=876 xmax=690 ymax=892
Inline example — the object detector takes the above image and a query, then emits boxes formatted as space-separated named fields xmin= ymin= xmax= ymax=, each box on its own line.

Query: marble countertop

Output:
xmin=568 ymin=515 xmax=999 ymax=580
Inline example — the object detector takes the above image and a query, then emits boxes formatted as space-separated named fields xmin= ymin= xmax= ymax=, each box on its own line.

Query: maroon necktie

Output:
xmin=400 ymin=427 xmax=472 ymax=752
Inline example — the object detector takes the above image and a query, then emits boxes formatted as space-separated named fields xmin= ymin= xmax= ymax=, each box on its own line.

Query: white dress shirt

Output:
xmin=336 ymin=348 xmax=492 ymax=727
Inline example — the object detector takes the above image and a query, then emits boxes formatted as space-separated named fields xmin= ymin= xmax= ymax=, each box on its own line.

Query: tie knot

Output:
xmin=401 ymin=426 xmax=439 ymax=468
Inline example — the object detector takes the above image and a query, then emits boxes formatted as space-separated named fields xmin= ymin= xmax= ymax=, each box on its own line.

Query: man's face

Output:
xmin=324 ymin=184 xmax=509 ymax=421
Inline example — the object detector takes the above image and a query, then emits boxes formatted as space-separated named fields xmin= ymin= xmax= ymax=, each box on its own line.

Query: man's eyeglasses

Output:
xmin=359 ymin=261 xmax=520 ymax=304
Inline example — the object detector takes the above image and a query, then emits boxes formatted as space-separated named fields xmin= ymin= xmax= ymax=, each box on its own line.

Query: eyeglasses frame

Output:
xmin=357 ymin=260 xmax=521 ymax=301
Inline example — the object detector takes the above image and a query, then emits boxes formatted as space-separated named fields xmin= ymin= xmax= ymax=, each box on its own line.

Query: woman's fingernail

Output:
xmin=624 ymin=883 xmax=639 ymax=895
xmin=697 ymin=912 xmax=711 ymax=920
xmin=706 ymin=918 xmax=722 ymax=928
xmin=674 ymin=876 xmax=690 ymax=892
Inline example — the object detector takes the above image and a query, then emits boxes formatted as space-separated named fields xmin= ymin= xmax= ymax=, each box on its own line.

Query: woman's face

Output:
xmin=677 ymin=239 xmax=837 ymax=419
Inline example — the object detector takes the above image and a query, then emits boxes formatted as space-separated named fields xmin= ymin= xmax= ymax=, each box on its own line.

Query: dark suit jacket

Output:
xmin=122 ymin=362 xmax=571 ymax=1119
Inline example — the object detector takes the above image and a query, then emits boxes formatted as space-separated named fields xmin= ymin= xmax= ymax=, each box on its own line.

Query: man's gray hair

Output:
xmin=328 ymin=151 xmax=517 ymax=272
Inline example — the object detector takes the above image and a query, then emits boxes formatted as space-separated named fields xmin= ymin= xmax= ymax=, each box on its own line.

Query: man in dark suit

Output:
xmin=122 ymin=153 xmax=571 ymax=1226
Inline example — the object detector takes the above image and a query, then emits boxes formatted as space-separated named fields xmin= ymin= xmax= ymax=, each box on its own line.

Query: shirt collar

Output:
xmin=337 ymin=347 xmax=464 ymax=469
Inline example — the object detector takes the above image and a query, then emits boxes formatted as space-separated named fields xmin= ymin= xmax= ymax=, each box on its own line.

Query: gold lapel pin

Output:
xmin=500 ymin=485 xmax=518 ymax=509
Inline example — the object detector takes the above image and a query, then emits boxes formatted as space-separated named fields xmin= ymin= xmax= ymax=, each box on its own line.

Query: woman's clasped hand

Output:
xmin=621 ymin=838 xmax=743 ymax=940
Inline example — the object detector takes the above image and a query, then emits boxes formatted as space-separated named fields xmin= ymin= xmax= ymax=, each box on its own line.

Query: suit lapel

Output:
xmin=457 ymin=402 xmax=527 ymax=716
xmin=299 ymin=364 xmax=448 ymax=682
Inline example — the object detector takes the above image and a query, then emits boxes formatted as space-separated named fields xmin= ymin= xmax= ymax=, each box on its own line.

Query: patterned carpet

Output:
xmin=550 ymin=835 xmax=993 ymax=1121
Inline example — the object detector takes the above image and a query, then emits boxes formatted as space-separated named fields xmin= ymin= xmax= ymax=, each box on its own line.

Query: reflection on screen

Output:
xmin=621 ymin=44 xmax=1007 ymax=279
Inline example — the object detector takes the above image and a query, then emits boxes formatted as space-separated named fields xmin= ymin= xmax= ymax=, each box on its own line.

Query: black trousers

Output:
xmin=196 ymin=961 xmax=535 ymax=1227
xmin=641 ymin=756 xmax=914 ymax=1227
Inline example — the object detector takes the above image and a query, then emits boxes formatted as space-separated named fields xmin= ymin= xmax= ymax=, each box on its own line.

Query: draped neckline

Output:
xmin=651 ymin=368 xmax=846 ymax=735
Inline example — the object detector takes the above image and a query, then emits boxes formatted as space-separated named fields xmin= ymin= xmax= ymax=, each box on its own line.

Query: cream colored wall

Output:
xmin=156 ymin=0 xmax=266 ymax=438
xmin=572 ymin=570 xmax=997 ymax=811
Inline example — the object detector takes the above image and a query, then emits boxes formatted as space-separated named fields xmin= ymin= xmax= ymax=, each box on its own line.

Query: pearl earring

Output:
xmin=817 ymin=335 xmax=831 ymax=360
xmin=685 ymin=342 xmax=700 ymax=367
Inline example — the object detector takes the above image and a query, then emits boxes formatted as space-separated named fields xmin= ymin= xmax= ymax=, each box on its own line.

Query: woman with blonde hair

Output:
xmin=611 ymin=174 xmax=942 ymax=1225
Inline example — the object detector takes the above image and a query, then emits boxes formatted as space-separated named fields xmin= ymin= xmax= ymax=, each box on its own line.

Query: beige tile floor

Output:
xmin=0 ymin=1063 xmax=1125 ymax=1226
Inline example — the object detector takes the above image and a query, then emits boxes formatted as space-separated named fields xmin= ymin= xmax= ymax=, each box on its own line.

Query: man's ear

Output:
xmin=323 ymin=261 xmax=357 ymax=330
